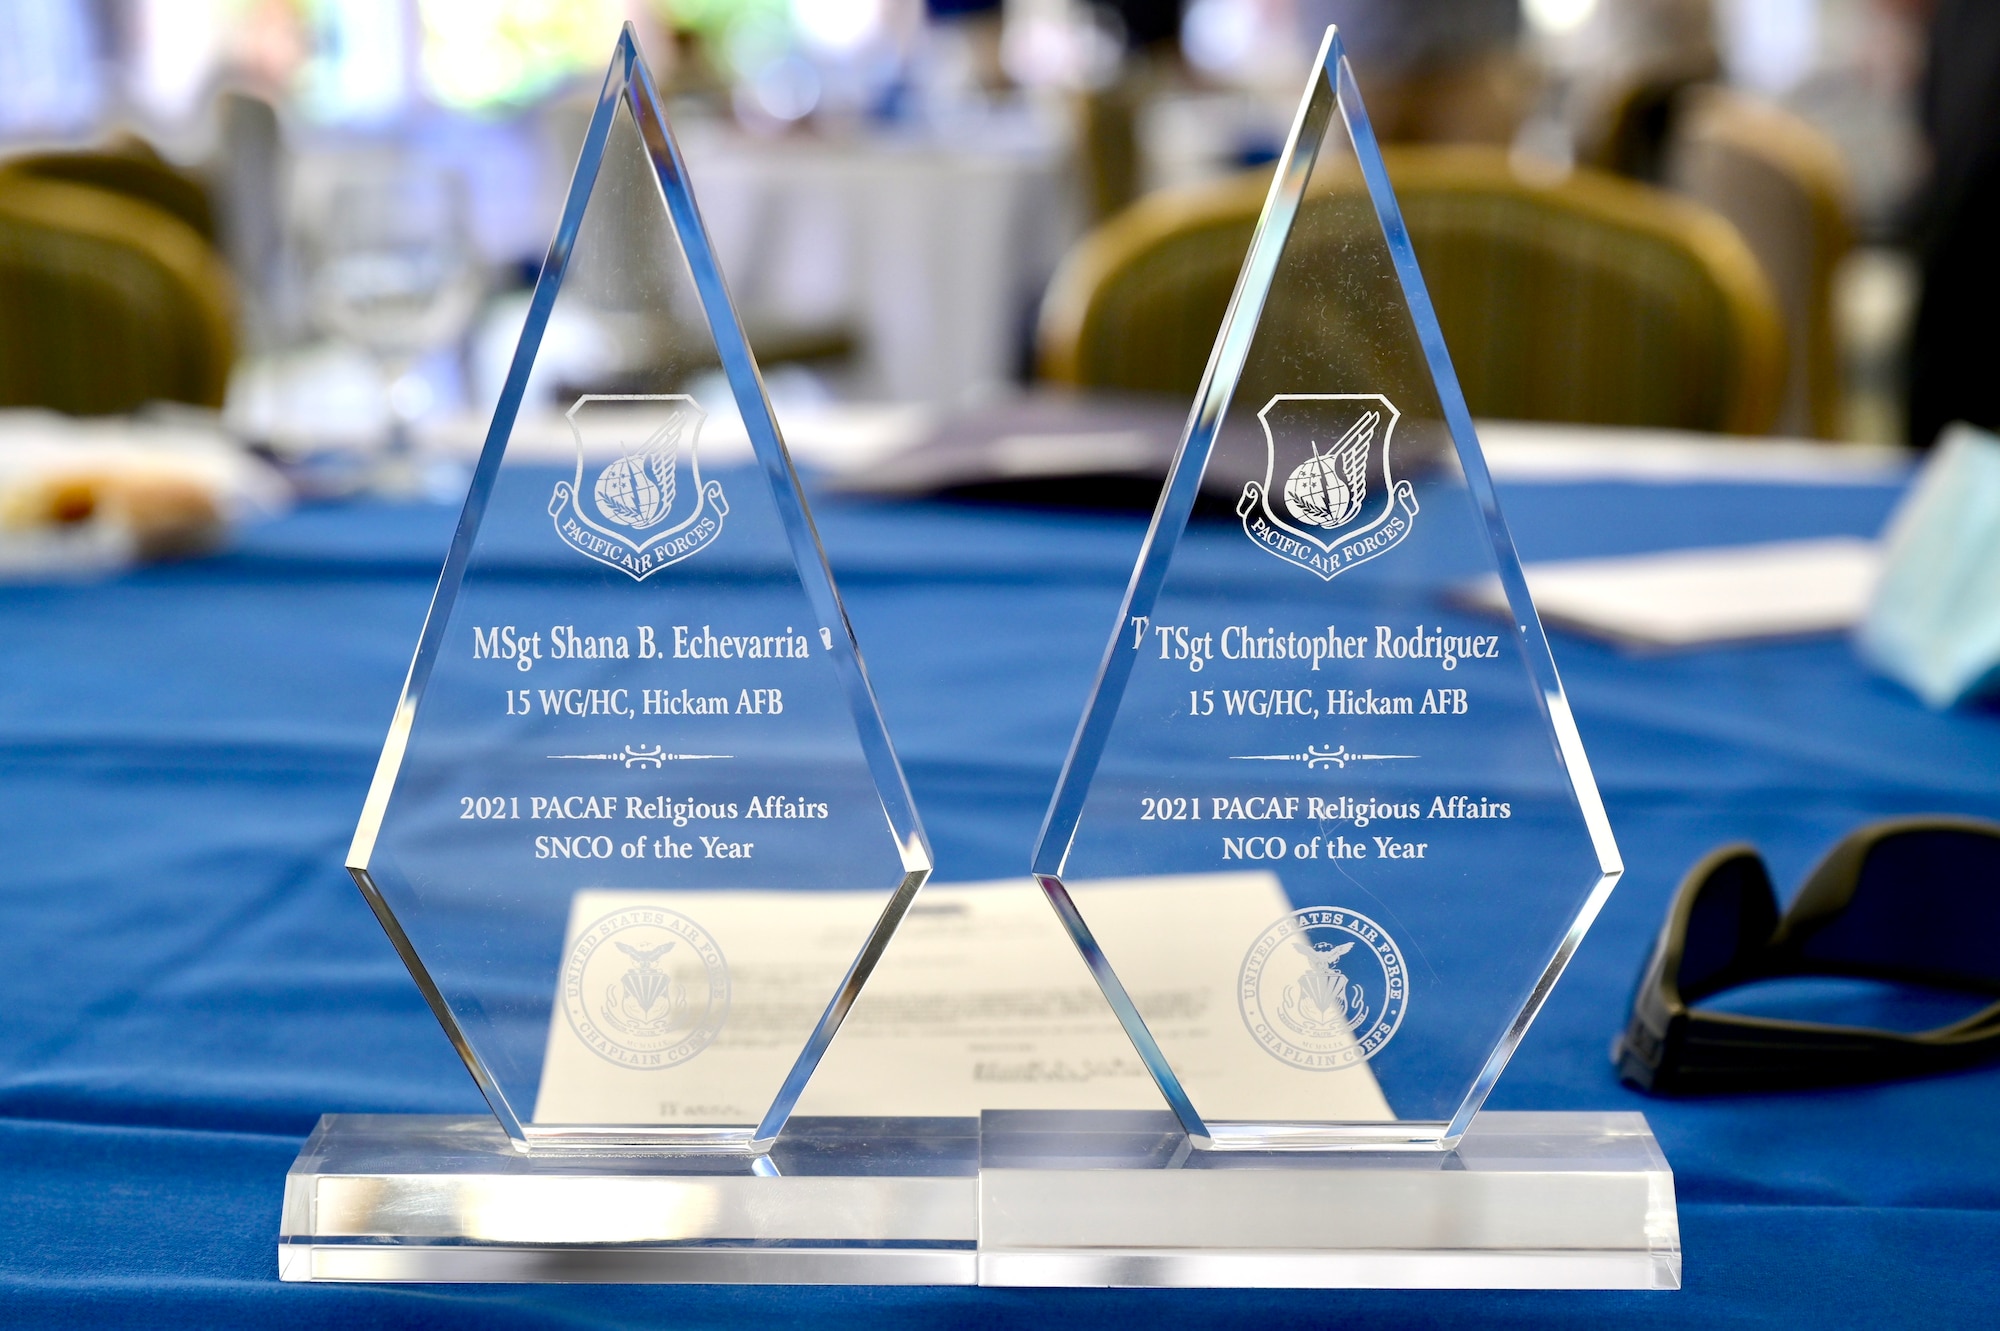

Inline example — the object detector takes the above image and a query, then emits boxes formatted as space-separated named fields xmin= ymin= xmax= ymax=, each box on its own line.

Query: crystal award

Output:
xmin=344 ymin=27 xmax=929 ymax=1152
xmin=283 ymin=26 xmax=1674 ymax=1291
xmin=1030 ymin=27 xmax=1624 ymax=1150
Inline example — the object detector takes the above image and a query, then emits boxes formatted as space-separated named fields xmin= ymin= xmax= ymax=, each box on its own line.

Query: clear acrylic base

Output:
xmin=278 ymin=1110 xmax=1678 ymax=1289
xmin=977 ymin=1110 xmax=1679 ymax=1289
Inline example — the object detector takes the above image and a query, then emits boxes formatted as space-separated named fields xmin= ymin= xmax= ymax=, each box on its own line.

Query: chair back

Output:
xmin=0 ymin=174 xmax=235 ymax=414
xmin=1039 ymin=146 xmax=1784 ymax=435
xmin=1 ymin=139 xmax=216 ymax=242
xmin=1665 ymin=87 xmax=1852 ymax=438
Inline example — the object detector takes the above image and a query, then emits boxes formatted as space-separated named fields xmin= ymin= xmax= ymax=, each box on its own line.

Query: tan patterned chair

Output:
xmin=0 ymin=171 xmax=235 ymax=414
xmin=1665 ymin=87 xmax=1853 ymax=438
xmin=1 ymin=137 xmax=217 ymax=243
xmin=1039 ymin=145 xmax=1785 ymax=435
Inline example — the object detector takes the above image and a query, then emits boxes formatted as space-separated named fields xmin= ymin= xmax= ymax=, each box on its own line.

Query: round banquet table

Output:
xmin=0 ymin=446 xmax=1995 ymax=1328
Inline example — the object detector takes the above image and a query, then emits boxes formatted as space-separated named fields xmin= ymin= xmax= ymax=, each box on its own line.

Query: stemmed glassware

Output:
xmin=308 ymin=160 xmax=483 ymax=495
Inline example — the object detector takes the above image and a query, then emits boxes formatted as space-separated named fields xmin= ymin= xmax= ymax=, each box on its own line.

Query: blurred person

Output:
xmin=1905 ymin=0 xmax=2000 ymax=450
xmin=1564 ymin=0 xmax=1720 ymax=180
xmin=1296 ymin=0 xmax=1530 ymax=143
xmin=1101 ymin=0 xmax=1180 ymax=52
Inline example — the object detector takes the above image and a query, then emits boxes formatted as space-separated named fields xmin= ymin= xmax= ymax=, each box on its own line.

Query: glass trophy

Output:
xmin=282 ymin=26 xmax=1675 ymax=1289
xmin=1029 ymin=27 xmax=1625 ymax=1151
xmin=341 ymin=26 xmax=929 ymax=1153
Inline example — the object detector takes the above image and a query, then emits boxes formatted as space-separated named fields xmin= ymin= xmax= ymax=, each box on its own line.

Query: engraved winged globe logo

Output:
xmin=592 ymin=419 xmax=681 ymax=529
xmin=601 ymin=938 xmax=691 ymax=1037
xmin=1282 ymin=411 xmax=1374 ymax=529
xmin=549 ymin=395 xmax=729 ymax=580
xmin=1279 ymin=939 xmax=1369 ymax=1037
xmin=1238 ymin=394 xmax=1418 ymax=581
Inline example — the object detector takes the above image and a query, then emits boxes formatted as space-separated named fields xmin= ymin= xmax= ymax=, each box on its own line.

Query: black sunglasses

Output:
xmin=1616 ymin=816 xmax=2000 ymax=1095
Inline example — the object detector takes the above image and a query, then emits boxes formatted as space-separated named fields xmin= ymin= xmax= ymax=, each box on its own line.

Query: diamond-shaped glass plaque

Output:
xmin=1030 ymin=27 xmax=1622 ymax=1150
xmin=349 ymin=27 xmax=929 ymax=1152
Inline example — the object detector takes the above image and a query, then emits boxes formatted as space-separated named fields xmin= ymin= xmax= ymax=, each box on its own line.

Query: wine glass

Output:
xmin=308 ymin=160 xmax=483 ymax=494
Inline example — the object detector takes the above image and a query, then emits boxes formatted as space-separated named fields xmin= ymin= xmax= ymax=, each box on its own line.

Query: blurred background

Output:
xmin=0 ymin=0 xmax=1982 ymax=521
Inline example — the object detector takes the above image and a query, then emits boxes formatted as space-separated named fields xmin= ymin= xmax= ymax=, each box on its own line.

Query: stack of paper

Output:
xmin=534 ymin=874 xmax=1391 ymax=1125
xmin=1460 ymin=537 xmax=1883 ymax=648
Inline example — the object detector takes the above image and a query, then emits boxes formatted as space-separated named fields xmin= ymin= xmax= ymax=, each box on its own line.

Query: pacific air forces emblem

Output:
xmin=1237 ymin=393 xmax=1419 ymax=580
xmin=549 ymin=394 xmax=728 ymax=580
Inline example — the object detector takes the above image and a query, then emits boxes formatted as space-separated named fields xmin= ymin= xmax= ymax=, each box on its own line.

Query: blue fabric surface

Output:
xmin=2 ymin=473 xmax=1997 ymax=1326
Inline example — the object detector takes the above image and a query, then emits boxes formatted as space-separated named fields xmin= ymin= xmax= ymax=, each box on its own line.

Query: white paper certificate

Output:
xmin=532 ymin=873 xmax=1390 ymax=1125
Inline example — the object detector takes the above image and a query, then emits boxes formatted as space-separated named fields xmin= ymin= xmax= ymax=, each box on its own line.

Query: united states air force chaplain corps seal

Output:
xmin=1239 ymin=907 xmax=1408 ymax=1069
xmin=1237 ymin=394 xmax=1419 ymax=581
xmin=549 ymin=394 xmax=728 ymax=580
xmin=562 ymin=907 xmax=729 ymax=1068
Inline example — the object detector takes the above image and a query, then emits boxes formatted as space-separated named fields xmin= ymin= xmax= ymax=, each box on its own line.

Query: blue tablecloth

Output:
xmin=2 ymin=469 xmax=1997 ymax=1327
